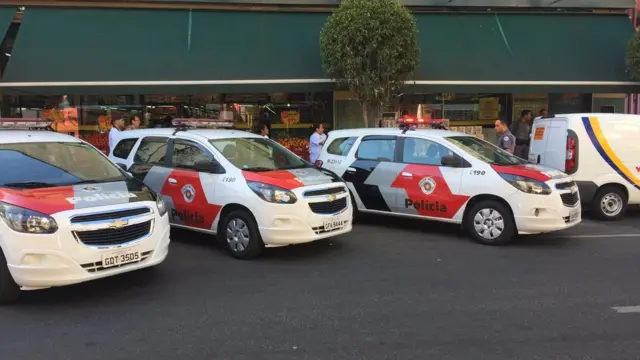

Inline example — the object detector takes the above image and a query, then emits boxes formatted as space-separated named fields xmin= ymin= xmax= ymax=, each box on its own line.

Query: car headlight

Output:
xmin=156 ymin=196 xmax=167 ymax=216
xmin=247 ymin=181 xmax=297 ymax=204
xmin=0 ymin=202 xmax=58 ymax=234
xmin=498 ymin=173 xmax=552 ymax=195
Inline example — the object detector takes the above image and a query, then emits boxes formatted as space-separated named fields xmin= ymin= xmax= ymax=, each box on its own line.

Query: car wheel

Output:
xmin=464 ymin=200 xmax=516 ymax=246
xmin=219 ymin=210 xmax=264 ymax=260
xmin=591 ymin=186 xmax=627 ymax=221
xmin=0 ymin=250 xmax=20 ymax=304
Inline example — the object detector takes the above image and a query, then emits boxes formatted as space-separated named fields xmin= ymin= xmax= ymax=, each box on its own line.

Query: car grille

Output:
xmin=70 ymin=207 xmax=151 ymax=223
xmin=303 ymin=186 xmax=347 ymax=197
xmin=309 ymin=197 xmax=348 ymax=214
xmin=560 ymin=192 xmax=579 ymax=207
xmin=80 ymin=250 xmax=153 ymax=273
xmin=74 ymin=221 xmax=152 ymax=246
xmin=555 ymin=181 xmax=577 ymax=190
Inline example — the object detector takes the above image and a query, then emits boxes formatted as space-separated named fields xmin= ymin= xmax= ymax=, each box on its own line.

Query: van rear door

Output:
xmin=529 ymin=117 xmax=568 ymax=171
xmin=528 ymin=118 xmax=550 ymax=164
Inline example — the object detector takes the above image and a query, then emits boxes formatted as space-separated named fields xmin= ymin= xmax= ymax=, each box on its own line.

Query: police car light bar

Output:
xmin=0 ymin=118 xmax=53 ymax=131
xmin=171 ymin=118 xmax=235 ymax=128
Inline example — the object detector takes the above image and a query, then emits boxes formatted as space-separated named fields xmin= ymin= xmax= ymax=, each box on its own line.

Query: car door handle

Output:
xmin=346 ymin=167 xmax=356 ymax=173
xmin=167 ymin=178 xmax=178 ymax=185
xmin=401 ymin=172 xmax=413 ymax=178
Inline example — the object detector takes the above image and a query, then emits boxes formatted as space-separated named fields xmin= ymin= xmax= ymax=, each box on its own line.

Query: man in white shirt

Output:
xmin=309 ymin=123 xmax=327 ymax=163
xmin=109 ymin=115 xmax=125 ymax=154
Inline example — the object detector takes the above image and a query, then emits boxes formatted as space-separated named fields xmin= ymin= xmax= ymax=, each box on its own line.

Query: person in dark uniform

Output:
xmin=510 ymin=110 xmax=532 ymax=159
xmin=257 ymin=104 xmax=275 ymax=138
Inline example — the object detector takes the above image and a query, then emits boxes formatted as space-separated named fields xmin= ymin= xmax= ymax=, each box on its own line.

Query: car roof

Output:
xmin=117 ymin=128 xmax=263 ymax=141
xmin=327 ymin=127 xmax=471 ymax=139
xmin=0 ymin=130 xmax=83 ymax=144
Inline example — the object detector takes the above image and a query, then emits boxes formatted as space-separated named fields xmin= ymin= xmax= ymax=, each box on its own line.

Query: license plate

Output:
xmin=323 ymin=217 xmax=347 ymax=231
xmin=101 ymin=248 xmax=141 ymax=268
xmin=569 ymin=209 xmax=580 ymax=222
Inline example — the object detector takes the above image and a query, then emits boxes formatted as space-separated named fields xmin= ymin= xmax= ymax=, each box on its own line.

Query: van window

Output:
xmin=112 ymin=138 xmax=138 ymax=159
xmin=356 ymin=137 xmax=396 ymax=162
xmin=327 ymin=137 xmax=357 ymax=156
xmin=133 ymin=137 xmax=168 ymax=165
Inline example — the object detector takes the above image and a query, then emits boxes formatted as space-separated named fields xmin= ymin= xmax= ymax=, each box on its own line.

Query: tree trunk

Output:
xmin=362 ymin=103 xmax=369 ymax=128
xmin=361 ymin=102 xmax=379 ymax=128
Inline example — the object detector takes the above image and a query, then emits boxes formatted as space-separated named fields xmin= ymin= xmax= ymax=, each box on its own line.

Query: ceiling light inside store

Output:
xmin=4 ymin=53 xmax=9 ymax=57
xmin=287 ymin=104 xmax=290 ymax=107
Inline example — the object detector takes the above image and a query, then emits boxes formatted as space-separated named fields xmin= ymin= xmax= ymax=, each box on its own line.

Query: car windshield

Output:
xmin=0 ymin=142 xmax=125 ymax=188
xmin=444 ymin=136 xmax=526 ymax=166
xmin=210 ymin=137 xmax=309 ymax=171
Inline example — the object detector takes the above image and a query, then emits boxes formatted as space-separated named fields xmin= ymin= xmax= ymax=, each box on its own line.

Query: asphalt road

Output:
xmin=1 ymin=208 xmax=640 ymax=360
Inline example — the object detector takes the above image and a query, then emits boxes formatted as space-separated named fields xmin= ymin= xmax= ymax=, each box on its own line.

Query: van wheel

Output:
xmin=591 ymin=186 xmax=628 ymax=221
xmin=464 ymin=200 xmax=516 ymax=246
xmin=219 ymin=210 xmax=264 ymax=260
xmin=0 ymin=250 xmax=20 ymax=304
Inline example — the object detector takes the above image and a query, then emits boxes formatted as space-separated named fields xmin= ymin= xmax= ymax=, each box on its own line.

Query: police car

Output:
xmin=0 ymin=119 xmax=170 ymax=303
xmin=109 ymin=119 xmax=353 ymax=260
xmin=315 ymin=125 xmax=582 ymax=245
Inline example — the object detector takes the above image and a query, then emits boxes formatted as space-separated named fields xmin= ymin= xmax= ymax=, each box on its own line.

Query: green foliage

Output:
xmin=626 ymin=30 xmax=640 ymax=81
xmin=320 ymin=0 xmax=419 ymax=126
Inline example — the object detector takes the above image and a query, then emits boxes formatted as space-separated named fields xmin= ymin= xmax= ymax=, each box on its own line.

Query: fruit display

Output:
xmin=276 ymin=138 xmax=309 ymax=161
xmin=82 ymin=133 xmax=109 ymax=154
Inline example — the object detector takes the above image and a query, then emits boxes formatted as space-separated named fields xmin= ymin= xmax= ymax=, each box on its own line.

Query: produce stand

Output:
xmin=276 ymin=138 xmax=310 ymax=161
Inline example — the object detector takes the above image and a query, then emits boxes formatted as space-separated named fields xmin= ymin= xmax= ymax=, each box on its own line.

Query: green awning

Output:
xmin=409 ymin=12 xmax=639 ymax=93
xmin=0 ymin=7 xmax=332 ymax=95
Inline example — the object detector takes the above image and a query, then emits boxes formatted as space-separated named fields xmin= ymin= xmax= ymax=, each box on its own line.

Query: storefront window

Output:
xmin=80 ymin=96 xmax=144 ymax=153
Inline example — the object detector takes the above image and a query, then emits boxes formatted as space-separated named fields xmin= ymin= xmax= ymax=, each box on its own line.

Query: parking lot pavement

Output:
xmin=1 ymin=212 xmax=640 ymax=360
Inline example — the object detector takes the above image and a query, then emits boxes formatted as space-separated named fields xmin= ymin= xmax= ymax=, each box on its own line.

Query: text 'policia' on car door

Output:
xmin=342 ymin=135 xmax=468 ymax=219
xmin=128 ymin=137 xmax=225 ymax=231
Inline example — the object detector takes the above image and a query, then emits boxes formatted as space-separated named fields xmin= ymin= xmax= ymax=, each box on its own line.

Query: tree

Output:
xmin=320 ymin=0 xmax=419 ymax=127
xmin=626 ymin=30 xmax=640 ymax=81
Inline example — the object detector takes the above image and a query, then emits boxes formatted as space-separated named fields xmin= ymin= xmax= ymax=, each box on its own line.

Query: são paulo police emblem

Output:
xmin=419 ymin=177 xmax=436 ymax=195
xmin=181 ymin=184 xmax=196 ymax=203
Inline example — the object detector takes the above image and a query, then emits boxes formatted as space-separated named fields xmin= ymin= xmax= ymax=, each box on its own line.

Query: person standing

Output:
xmin=127 ymin=114 xmax=141 ymax=130
xmin=251 ymin=121 xmax=269 ymax=138
xmin=494 ymin=119 xmax=516 ymax=154
xmin=309 ymin=123 xmax=327 ymax=163
xmin=109 ymin=115 xmax=125 ymax=154
xmin=510 ymin=110 xmax=532 ymax=159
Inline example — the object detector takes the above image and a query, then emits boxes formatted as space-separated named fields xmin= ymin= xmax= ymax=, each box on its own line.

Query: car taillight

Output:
xmin=565 ymin=136 xmax=576 ymax=173
xmin=315 ymin=160 xmax=323 ymax=167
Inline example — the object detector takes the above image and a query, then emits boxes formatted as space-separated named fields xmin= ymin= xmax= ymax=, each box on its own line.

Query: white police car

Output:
xmin=316 ymin=125 xmax=581 ymax=245
xmin=109 ymin=119 xmax=353 ymax=260
xmin=0 ymin=119 xmax=170 ymax=303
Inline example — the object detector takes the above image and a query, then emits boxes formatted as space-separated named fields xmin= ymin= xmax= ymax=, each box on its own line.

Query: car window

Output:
xmin=356 ymin=137 xmax=396 ymax=162
xmin=112 ymin=138 xmax=138 ymax=159
xmin=133 ymin=137 xmax=168 ymax=165
xmin=402 ymin=137 xmax=454 ymax=166
xmin=172 ymin=140 xmax=214 ymax=170
xmin=210 ymin=137 xmax=308 ymax=171
xmin=326 ymin=137 xmax=358 ymax=156
xmin=445 ymin=136 xmax=525 ymax=165
xmin=0 ymin=142 xmax=125 ymax=188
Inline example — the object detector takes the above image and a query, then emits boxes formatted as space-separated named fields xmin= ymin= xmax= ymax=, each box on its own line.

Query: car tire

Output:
xmin=0 ymin=250 xmax=20 ymax=304
xmin=464 ymin=200 xmax=516 ymax=246
xmin=219 ymin=210 xmax=264 ymax=260
xmin=591 ymin=186 xmax=628 ymax=221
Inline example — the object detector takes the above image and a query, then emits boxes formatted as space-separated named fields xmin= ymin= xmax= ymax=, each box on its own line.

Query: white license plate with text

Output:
xmin=323 ymin=217 xmax=348 ymax=231
xmin=102 ymin=248 xmax=141 ymax=268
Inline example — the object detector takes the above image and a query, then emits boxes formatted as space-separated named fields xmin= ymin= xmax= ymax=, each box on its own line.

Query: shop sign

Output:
xmin=136 ymin=0 xmax=633 ymax=8
xmin=478 ymin=98 xmax=499 ymax=120
xmin=281 ymin=110 xmax=300 ymax=125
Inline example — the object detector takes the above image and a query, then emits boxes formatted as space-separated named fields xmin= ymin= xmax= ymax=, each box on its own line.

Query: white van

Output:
xmin=528 ymin=113 xmax=640 ymax=220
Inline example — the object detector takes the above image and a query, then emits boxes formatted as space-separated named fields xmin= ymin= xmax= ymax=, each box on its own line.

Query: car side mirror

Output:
xmin=441 ymin=155 xmax=465 ymax=167
xmin=193 ymin=160 xmax=225 ymax=174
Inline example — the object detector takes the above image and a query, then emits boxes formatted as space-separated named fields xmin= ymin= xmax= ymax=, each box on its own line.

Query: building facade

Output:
xmin=0 ymin=0 xmax=637 ymax=150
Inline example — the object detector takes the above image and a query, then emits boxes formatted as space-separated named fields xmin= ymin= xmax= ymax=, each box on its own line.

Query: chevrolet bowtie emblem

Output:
xmin=327 ymin=194 xmax=336 ymax=201
xmin=108 ymin=219 xmax=129 ymax=229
